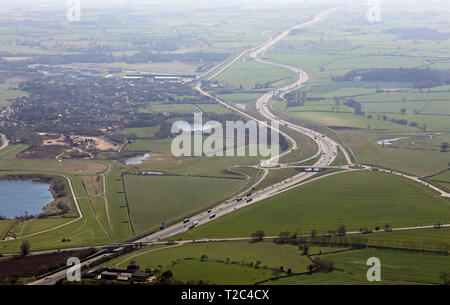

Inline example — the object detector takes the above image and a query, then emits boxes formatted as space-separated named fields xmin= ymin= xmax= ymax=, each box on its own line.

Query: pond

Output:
xmin=235 ymin=103 xmax=247 ymax=110
xmin=0 ymin=180 xmax=54 ymax=219
xmin=377 ymin=137 xmax=409 ymax=145
xmin=125 ymin=153 xmax=150 ymax=165
xmin=141 ymin=171 xmax=164 ymax=175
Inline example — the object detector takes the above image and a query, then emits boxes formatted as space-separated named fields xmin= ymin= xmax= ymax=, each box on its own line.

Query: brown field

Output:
xmin=0 ymin=250 xmax=93 ymax=283
xmin=71 ymin=136 xmax=119 ymax=151
xmin=19 ymin=145 xmax=66 ymax=159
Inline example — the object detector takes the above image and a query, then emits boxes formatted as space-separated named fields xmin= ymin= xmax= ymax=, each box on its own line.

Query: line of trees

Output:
xmin=333 ymin=68 xmax=450 ymax=89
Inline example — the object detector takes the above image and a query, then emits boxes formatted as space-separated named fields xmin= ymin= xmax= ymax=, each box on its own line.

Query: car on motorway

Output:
xmin=209 ymin=214 xmax=216 ymax=219
xmin=188 ymin=224 xmax=196 ymax=230
xmin=193 ymin=221 xmax=199 ymax=226
xmin=246 ymin=198 xmax=253 ymax=203
xmin=183 ymin=219 xmax=190 ymax=224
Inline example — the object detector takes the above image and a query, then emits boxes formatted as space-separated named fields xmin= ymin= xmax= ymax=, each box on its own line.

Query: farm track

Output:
xmin=101 ymin=163 xmax=113 ymax=231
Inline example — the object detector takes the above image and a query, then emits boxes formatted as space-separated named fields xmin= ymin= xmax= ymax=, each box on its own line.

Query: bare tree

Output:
xmin=20 ymin=240 xmax=30 ymax=256
xmin=337 ymin=224 xmax=346 ymax=236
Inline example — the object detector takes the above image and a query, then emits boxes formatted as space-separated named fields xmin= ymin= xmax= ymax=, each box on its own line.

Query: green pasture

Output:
xmin=179 ymin=171 xmax=450 ymax=239
xmin=123 ymin=175 xmax=245 ymax=233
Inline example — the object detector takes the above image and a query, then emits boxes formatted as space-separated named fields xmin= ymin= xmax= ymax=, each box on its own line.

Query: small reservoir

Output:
xmin=0 ymin=180 xmax=54 ymax=219
xmin=377 ymin=137 xmax=409 ymax=145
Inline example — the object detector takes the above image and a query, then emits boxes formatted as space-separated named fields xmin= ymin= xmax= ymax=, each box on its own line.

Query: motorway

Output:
xmin=133 ymin=8 xmax=346 ymax=245
xmin=29 ymin=7 xmax=449 ymax=284
xmin=30 ymin=9 xmax=343 ymax=285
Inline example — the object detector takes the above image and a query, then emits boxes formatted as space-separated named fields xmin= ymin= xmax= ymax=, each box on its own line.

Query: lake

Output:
xmin=0 ymin=180 xmax=54 ymax=219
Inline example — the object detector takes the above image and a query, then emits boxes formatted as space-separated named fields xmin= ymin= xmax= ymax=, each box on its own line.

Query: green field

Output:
xmin=264 ymin=270 xmax=383 ymax=285
xmin=340 ymin=130 xmax=450 ymax=176
xmin=285 ymin=109 xmax=416 ymax=131
xmin=125 ymin=139 xmax=172 ymax=153
xmin=194 ymin=104 xmax=232 ymax=114
xmin=0 ymin=84 xmax=28 ymax=107
xmin=0 ymin=145 xmax=28 ymax=160
xmin=105 ymin=241 xmax=342 ymax=284
xmin=0 ymin=174 xmax=111 ymax=254
xmin=255 ymin=168 xmax=301 ymax=191
xmin=217 ymin=93 xmax=261 ymax=104
xmin=324 ymin=248 xmax=450 ymax=284
xmin=364 ymin=227 xmax=450 ymax=251
xmin=140 ymin=151 xmax=262 ymax=178
xmin=110 ymin=242 xmax=324 ymax=272
xmin=125 ymin=127 xmax=159 ymax=139
xmin=426 ymin=170 xmax=450 ymax=192
xmin=0 ymin=161 xmax=132 ymax=254
xmin=123 ymin=175 xmax=246 ymax=233
xmin=170 ymin=260 xmax=272 ymax=284
xmin=267 ymin=247 xmax=449 ymax=285
xmin=146 ymin=103 xmax=200 ymax=114
xmin=16 ymin=218 xmax=74 ymax=237
xmin=179 ymin=171 xmax=450 ymax=239
xmin=215 ymin=59 xmax=297 ymax=89
xmin=0 ymin=220 xmax=14 ymax=239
